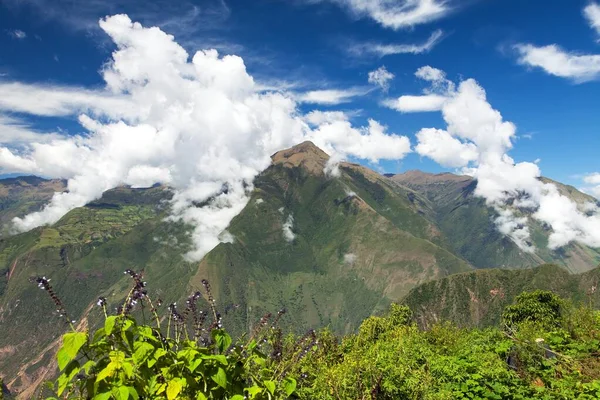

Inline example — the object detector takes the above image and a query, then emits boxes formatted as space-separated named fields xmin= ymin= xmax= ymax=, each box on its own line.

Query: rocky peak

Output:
xmin=271 ymin=141 xmax=330 ymax=175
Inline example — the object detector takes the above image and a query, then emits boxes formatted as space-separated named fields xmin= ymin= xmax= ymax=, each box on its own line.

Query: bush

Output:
xmin=34 ymin=276 xmax=600 ymax=400
xmin=502 ymin=290 xmax=565 ymax=329
xmin=37 ymin=272 xmax=307 ymax=399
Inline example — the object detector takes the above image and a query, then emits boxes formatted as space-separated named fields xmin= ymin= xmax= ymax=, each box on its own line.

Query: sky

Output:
xmin=0 ymin=0 xmax=599 ymax=259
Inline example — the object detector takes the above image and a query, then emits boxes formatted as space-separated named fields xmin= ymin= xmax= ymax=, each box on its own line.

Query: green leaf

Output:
xmin=246 ymin=386 xmax=263 ymax=399
xmin=230 ymin=396 xmax=245 ymax=400
xmin=205 ymin=354 xmax=228 ymax=366
xmin=127 ymin=387 xmax=139 ymax=400
xmin=96 ymin=363 xmax=117 ymax=383
xmin=112 ymin=386 xmax=130 ymax=400
xmin=196 ymin=393 xmax=208 ymax=400
xmin=263 ymin=380 xmax=275 ymax=395
xmin=283 ymin=377 xmax=297 ymax=396
xmin=166 ymin=379 xmax=183 ymax=400
xmin=57 ymin=361 xmax=79 ymax=395
xmin=56 ymin=347 xmax=71 ymax=371
xmin=105 ymin=316 xmax=118 ymax=335
xmin=212 ymin=330 xmax=232 ymax=353
xmin=62 ymin=332 xmax=87 ymax=360
xmin=211 ymin=367 xmax=227 ymax=389
xmin=93 ymin=392 xmax=113 ymax=400
xmin=133 ymin=341 xmax=155 ymax=364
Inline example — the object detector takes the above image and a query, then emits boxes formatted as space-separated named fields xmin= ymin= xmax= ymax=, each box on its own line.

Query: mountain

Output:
xmin=0 ymin=176 xmax=66 ymax=237
xmin=390 ymin=171 xmax=600 ymax=272
xmin=403 ymin=263 xmax=600 ymax=329
xmin=0 ymin=141 xmax=599 ymax=396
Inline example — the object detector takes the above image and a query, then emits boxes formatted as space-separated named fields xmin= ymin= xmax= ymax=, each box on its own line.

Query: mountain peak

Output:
xmin=271 ymin=141 xmax=330 ymax=175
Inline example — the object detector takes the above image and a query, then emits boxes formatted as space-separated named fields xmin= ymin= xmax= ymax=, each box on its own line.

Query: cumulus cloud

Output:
xmin=383 ymin=94 xmax=447 ymax=113
xmin=584 ymin=3 xmax=600 ymax=40
xmin=305 ymin=112 xmax=412 ymax=163
xmin=515 ymin=3 xmax=600 ymax=82
xmin=368 ymin=66 xmax=394 ymax=91
xmin=382 ymin=65 xmax=452 ymax=113
xmin=311 ymin=0 xmax=451 ymax=30
xmin=296 ymin=88 xmax=369 ymax=105
xmin=349 ymin=29 xmax=443 ymax=57
xmin=0 ymin=14 xmax=412 ymax=261
xmin=415 ymin=128 xmax=478 ymax=168
xmin=282 ymin=214 xmax=296 ymax=242
xmin=391 ymin=66 xmax=600 ymax=252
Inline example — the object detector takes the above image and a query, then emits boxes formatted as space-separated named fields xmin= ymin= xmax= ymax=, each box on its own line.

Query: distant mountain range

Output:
xmin=1 ymin=141 xmax=598 ymax=396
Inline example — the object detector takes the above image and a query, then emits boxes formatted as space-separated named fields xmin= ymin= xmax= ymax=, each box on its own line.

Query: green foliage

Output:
xmin=289 ymin=297 xmax=600 ymax=399
xmin=40 ymin=273 xmax=305 ymax=400
xmin=502 ymin=290 xmax=565 ymax=329
xmin=48 ymin=316 xmax=299 ymax=399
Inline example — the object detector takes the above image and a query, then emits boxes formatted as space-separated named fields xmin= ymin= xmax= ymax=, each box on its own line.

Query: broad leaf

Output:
xmin=211 ymin=367 xmax=227 ymax=389
xmin=105 ymin=316 xmax=118 ymax=336
xmin=166 ymin=379 xmax=183 ymax=400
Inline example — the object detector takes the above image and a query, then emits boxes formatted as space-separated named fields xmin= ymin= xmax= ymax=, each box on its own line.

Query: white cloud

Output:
xmin=383 ymin=94 xmax=447 ymax=113
xmin=349 ymin=29 xmax=443 ymax=57
xmin=8 ymin=29 xmax=27 ymax=39
xmin=415 ymin=65 xmax=444 ymax=81
xmin=282 ymin=214 xmax=296 ymax=242
xmin=515 ymin=3 xmax=600 ymax=82
xmin=315 ymin=0 xmax=451 ymax=30
xmin=515 ymin=44 xmax=600 ymax=83
xmin=381 ymin=64 xmax=453 ymax=113
xmin=0 ymin=14 xmax=412 ymax=261
xmin=309 ymin=118 xmax=412 ymax=163
xmin=368 ymin=66 xmax=394 ymax=91
xmin=304 ymin=110 xmax=349 ymax=125
xmin=584 ymin=2 xmax=600 ymax=40
xmin=296 ymin=88 xmax=369 ymax=105
xmin=0 ymin=82 xmax=136 ymax=118
xmin=415 ymin=128 xmax=478 ymax=168
xmin=582 ymin=173 xmax=600 ymax=200
xmin=390 ymin=66 xmax=600 ymax=252
xmin=584 ymin=173 xmax=600 ymax=185
xmin=0 ymin=114 xmax=63 ymax=146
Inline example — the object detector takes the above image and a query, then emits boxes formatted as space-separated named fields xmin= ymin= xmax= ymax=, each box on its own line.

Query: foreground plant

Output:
xmin=37 ymin=272 xmax=304 ymax=399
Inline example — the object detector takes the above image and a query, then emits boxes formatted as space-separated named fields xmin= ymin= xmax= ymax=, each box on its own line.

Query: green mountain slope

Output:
xmin=0 ymin=142 xmax=471 ymax=395
xmin=391 ymin=171 xmax=600 ymax=272
xmin=195 ymin=142 xmax=472 ymax=336
xmin=0 ymin=176 xmax=66 ymax=237
xmin=1 ymin=142 xmax=599 ymax=396
xmin=403 ymin=263 xmax=600 ymax=328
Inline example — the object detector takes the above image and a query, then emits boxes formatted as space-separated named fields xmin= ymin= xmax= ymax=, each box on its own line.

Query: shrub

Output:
xmin=37 ymin=272 xmax=306 ymax=399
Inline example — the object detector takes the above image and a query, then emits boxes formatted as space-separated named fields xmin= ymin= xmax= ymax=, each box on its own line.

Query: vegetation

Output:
xmin=404 ymin=264 xmax=600 ymax=328
xmin=2 ymin=143 xmax=600 ymax=396
xmin=34 ymin=270 xmax=600 ymax=400
xmin=39 ymin=272 xmax=303 ymax=399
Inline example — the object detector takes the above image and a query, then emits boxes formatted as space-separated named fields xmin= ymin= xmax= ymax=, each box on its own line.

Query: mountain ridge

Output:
xmin=1 ymin=141 xmax=599 ymax=396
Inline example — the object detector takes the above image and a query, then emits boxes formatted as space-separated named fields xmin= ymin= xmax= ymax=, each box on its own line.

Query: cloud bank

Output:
xmin=391 ymin=65 xmax=600 ymax=252
xmin=0 ymin=14 xmax=411 ymax=261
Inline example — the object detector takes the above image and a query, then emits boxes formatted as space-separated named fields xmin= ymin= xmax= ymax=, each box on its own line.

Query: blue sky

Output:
xmin=0 ymin=0 xmax=598 ymax=185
